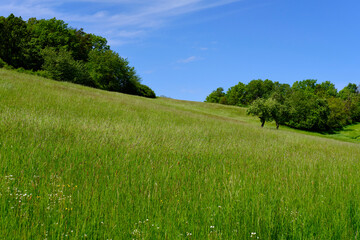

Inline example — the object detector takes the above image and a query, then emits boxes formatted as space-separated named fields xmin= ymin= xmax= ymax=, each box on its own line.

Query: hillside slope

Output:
xmin=1 ymin=69 xmax=360 ymax=239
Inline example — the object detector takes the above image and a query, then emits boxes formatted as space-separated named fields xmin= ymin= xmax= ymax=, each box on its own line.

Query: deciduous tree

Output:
xmin=247 ymin=98 xmax=272 ymax=127
xmin=205 ymin=87 xmax=226 ymax=103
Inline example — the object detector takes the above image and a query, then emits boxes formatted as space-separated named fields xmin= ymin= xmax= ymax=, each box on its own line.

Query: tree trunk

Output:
xmin=276 ymin=122 xmax=279 ymax=129
xmin=261 ymin=119 xmax=265 ymax=127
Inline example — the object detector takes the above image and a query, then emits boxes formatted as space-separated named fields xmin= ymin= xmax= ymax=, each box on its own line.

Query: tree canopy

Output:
xmin=205 ymin=87 xmax=226 ymax=104
xmin=0 ymin=14 xmax=156 ymax=98
xmin=207 ymin=79 xmax=360 ymax=131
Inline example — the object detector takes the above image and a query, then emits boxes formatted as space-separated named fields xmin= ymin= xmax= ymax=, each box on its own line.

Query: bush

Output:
xmin=0 ymin=58 xmax=5 ymax=68
xmin=87 ymin=49 xmax=141 ymax=93
xmin=34 ymin=70 xmax=53 ymax=79
xmin=219 ymin=96 xmax=227 ymax=105
xmin=41 ymin=47 xmax=93 ymax=87
xmin=137 ymin=84 xmax=156 ymax=98
xmin=327 ymin=97 xmax=348 ymax=129
xmin=205 ymin=87 xmax=225 ymax=103
xmin=285 ymin=91 xmax=330 ymax=131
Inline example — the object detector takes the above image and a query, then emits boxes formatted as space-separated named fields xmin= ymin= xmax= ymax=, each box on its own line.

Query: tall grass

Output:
xmin=1 ymin=68 xmax=360 ymax=239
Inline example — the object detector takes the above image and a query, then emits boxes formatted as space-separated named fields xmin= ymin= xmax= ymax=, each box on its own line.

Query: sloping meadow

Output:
xmin=1 ymin=69 xmax=360 ymax=239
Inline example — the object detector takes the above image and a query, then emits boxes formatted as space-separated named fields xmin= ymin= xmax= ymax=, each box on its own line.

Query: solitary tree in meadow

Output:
xmin=247 ymin=98 xmax=272 ymax=127
xmin=247 ymin=97 xmax=287 ymax=129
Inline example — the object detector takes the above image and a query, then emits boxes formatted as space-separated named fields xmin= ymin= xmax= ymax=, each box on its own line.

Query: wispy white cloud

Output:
xmin=178 ymin=56 xmax=201 ymax=63
xmin=116 ymin=30 xmax=145 ymax=38
xmin=0 ymin=0 xmax=244 ymax=45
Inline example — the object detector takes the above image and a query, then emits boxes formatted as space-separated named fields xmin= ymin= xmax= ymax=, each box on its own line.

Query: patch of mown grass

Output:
xmin=327 ymin=123 xmax=360 ymax=142
xmin=0 ymin=68 xmax=360 ymax=239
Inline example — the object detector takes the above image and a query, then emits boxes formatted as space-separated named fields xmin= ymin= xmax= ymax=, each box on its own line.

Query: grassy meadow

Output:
xmin=1 ymin=68 xmax=360 ymax=239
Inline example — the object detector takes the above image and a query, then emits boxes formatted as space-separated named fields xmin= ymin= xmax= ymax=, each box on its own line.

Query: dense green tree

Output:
xmin=41 ymin=47 xmax=92 ymax=86
xmin=89 ymin=34 xmax=110 ymax=52
xmin=266 ymin=98 xmax=288 ymax=129
xmin=205 ymin=87 xmax=226 ymax=103
xmin=285 ymin=90 xmax=330 ymax=131
xmin=0 ymin=14 xmax=30 ymax=68
xmin=245 ymin=79 xmax=274 ymax=104
xmin=219 ymin=96 xmax=228 ymax=105
xmin=137 ymin=84 xmax=156 ymax=98
xmin=207 ymin=78 xmax=359 ymax=132
xmin=350 ymin=95 xmax=360 ymax=122
xmin=26 ymin=18 xmax=109 ymax=70
xmin=226 ymin=82 xmax=246 ymax=106
xmin=292 ymin=79 xmax=317 ymax=93
xmin=247 ymin=97 xmax=288 ymax=129
xmin=27 ymin=17 xmax=94 ymax=69
xmin=68 ymin=28 xmax=93 ymax=62
xmin=339 ymin=83 xmax=358 ymax=100
xmin=0 ymin=58 xmax=5 ymax=68
xmin=0 ymin=17 xmax=6 ymax=64
xmin=244 ymin=79 xmax=263 ymax=103
xmin=87 ymin=49 xmax=141 ymax=94
xmin=0 ymin=14 xmax=156 ymax=98
xmin=315 ymin=81 xmax=337 ymax=98
xmin=27 ymin=18 xmax=72 ymax=51
xmin=27 ymin=17 xmax=70 ymax=69
xmin=338 ymin=84 xmax=360 ymax=123
xmin=262 ymin=79 xmax=275 ymax=98
xmin=271 ymin=82 xmax=291 ymax=104
xmin=247 ymin=98 xmax=272 ymax=127
xmin=345 ymin=94 xmax=360 ymax=123
xmin=327 ymin=97 xmax=349 ymax=129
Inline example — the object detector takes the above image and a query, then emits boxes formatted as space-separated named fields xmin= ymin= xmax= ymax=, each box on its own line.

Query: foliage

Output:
xmin=285 ymin=90 xmax=330 ymax=131
xmin=247 ymin=98 xmax=272 ymax=127
xmin=271 ymin=82 xmax=291 ymax=104
xmin=247 ymin=97 xmax=288 ymax=129
xmin=0 ymin=14 xmax=30 ymax=69
xmin=245 ymin=79 xmax=274 ymax=104
xmin=205 ymin=87 xmax=225 ymax=103
xmin=0 ymin=58 xmax=5 ymax=68
xmin=0 ymin=14 xmax=155 ymax=98
xmin=208 ymin=78 xmax=360 ymax=132
xmin=266 ymin=98 xmax=288 ymax=129
xmin=326 ymin=97 xmax=349 ymax=129
xmin=219 ymin=96 xmax=227 ymax=104
xmin=315 ymin=81 xmax=337 ymax=98
xmin=26 ymin=17 xmax=95 ymax=69
xmin=347 ymin=95 xmax=360 ymax=123
xmin=292 ymin=79 xmax=317 ymax=93
xmin=226 ymin=82 xmax=246 ymax=106
xmin=41 ymin=47 xmax=92 ymax=86
xmin=86 ymin=49 xmax=140 ymax=94
xmin=339 ymin=83 xmax=358 ymax=100
xmin=89 ymin=34 xmax=110 ymax=52
xmin=137 ymin=84 xmax=156 ymax=98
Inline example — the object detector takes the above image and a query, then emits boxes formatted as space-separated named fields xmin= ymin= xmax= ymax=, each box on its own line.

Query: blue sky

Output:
xmin=1 ymin=0 xmax=359 ymax=101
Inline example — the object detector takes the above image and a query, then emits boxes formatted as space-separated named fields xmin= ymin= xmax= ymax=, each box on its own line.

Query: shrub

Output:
xmin=0 ymin=58 xmax=5 ymax=68
xmin=41 ymin=47 xmax=93 ymax=87
xmin=137 ymin=84 xmax=156 ymax=98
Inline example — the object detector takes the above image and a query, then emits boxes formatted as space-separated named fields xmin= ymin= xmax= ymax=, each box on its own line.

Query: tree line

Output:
xmin=0 ymin=14 xmax=156 ymax=98
xmin=205 ymin=79 xmax=360 ymax=131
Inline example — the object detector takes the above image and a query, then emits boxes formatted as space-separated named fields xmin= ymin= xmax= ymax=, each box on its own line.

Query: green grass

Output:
xmin=1 ymin=68 xmax=360 ymax=239
xmin=323 ymin=124 xmax=360 ymax=142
